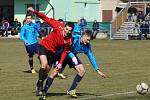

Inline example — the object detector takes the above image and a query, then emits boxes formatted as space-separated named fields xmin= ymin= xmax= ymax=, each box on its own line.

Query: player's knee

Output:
xmin=80 ymin=69 xmax=86 ymax=76
xmin=78 ymin=68 xmax=85 ymax=76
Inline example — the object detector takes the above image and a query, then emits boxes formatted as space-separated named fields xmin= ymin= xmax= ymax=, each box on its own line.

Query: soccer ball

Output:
xmin=136 ymin=83 xmax=148 ymax=95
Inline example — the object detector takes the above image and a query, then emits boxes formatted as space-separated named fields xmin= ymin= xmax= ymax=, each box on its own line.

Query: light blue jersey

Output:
xmin=55 ymin=31 xmax=99 ymax=71
xmin=20 ymin=23 xmax=39 ymax=46
xmin=68 ymin=32 xmax=99 ymax=71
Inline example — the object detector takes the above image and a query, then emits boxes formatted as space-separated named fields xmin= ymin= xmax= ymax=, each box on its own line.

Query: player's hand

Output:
xmin=25 ymin=40 xmax=28 ymax=44
xmin=27 ymin=7 xmax=35 ymax=12
xmin=97 ymin=70 xmax=106 ymax=78
xmin=56 ymin=63 xmax=62 ymax=70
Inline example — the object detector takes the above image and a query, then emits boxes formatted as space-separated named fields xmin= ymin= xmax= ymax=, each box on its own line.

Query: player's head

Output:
xmin=25 ymin=14 xmax=33 ymax=24
xmin=64 ymin=22 xmax=74 ymax=37
xmin=58 ymin=19 xmax=64 ymax=24
xmin=81 ymin=29 xmax=93 ymax=44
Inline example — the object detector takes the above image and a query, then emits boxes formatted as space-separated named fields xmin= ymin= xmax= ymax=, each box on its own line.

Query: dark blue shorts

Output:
xmin=25 ymin=42 xmax=39 ymax=57
xmin=62 ymin=56 xmax=82 ymax=68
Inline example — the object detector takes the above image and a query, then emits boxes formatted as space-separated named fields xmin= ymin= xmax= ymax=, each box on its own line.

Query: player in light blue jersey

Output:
xmin=43 ymin=29 xmax=106 ymax=98
xmin=66 ymin=29 xmax=106 ymax=98
xmin=20 ymin=14 xmax=40 ymax=74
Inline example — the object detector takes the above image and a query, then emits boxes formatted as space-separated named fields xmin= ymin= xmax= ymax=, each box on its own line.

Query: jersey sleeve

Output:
xmin=20 ymin=26 xmax=26 ymax=42
xmin=34 ymin=11 xmax=63 ymax=30
xmin=59 ymin=44 xmax=71 ymax=65
xmin=58 ymin=38 xmax=72 ymax=65
xmin=85 ymin=45 xmax=99 ymax=71
xmin=68 ymin=52 xmax=75 ymax=59
xmin=34 ymin=23 xmax=40 ymax=37
xmin=68 ymin=52 xmax=78 ymax=65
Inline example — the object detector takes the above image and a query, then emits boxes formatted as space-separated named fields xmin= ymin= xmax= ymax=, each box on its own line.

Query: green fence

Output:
xmin=86 ymin=22 xmax=110 ymax=32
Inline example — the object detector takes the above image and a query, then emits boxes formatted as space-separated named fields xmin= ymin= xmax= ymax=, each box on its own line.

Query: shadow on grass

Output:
xmin=22 ymin=70 xmax=39 ymax=73
xmin=32 ymin=91 xmax=100 ymax=98
xmin=46 ymin=92 xmax=100 ymax=97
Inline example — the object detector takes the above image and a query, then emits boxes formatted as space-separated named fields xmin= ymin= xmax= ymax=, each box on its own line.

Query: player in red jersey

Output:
xmin=27 ymin=7 xmax=74 ymax=98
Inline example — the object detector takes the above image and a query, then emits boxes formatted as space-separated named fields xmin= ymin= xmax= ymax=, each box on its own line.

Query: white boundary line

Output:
xmin=77 ymin=91 xmax=136 ymax=100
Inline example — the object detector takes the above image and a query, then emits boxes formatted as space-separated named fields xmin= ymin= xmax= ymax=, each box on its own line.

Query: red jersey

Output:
xmin=34 ymin=11 xmax=72 ymax=64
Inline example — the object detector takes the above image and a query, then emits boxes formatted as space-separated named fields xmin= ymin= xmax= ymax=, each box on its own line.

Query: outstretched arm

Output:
xmin=86 ymin=46 xmax=106 ymax=78
xmin=27 ymin=7 xmax=63 ymax=30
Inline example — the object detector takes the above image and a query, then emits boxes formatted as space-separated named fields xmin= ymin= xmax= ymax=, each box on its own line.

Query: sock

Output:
xmin=29 ymin=59 xmax=33 ymax=70
xmin=68 ymin=74 xmax=82 ymax=91
xmin=44 ymin=77 xmax=54 ymax=93
xmin=38 ymin=68 xmax=46 ymax=90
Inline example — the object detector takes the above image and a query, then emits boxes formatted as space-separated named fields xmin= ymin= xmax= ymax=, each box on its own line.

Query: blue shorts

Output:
xmin=25 ymin=42 xmax=39 ymax=57
xmin=62 ymin=56 xmax=82 ymax=68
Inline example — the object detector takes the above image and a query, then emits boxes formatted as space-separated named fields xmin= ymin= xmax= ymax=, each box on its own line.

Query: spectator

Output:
xmin=92 ymin=20 xmax=99 ymax=39
xmin=35 ymin=17 xmax=41 ymax=28
xmin=12 ymin=18 xmax=21 ymax=35
xmin=140 ymin=21 xmax=149 ymax=40
xmin=146 ymin=5 xmax=150 ymax=15
xmin=137 ymin=11 xmax=145 ymax=23
xmin=23 ymin=19 xmax=26 ymax=25
xmin=128 ymin=5 xmax=137 ymax=22
xmin=39 ymin=21 xmax=50 ymax=38
xmin=145 ymin=13 xmax=150 ymax=24
xmin=2 ymin=20 xmax=10 ymax=37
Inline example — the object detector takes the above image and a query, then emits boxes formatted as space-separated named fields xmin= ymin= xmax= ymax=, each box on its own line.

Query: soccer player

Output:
xmin=27 ymin=7 xmax=74 ymax=99
xmin=66 ymin=29 xmax=106 ymax=98
xmin=43 ymin=29 xmax=106 ymax=98
xmin=20 ymin=14 xmax=40 ymax=74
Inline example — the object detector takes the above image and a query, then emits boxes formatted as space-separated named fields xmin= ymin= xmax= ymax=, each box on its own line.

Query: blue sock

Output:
xmin=44 ymin=77 xmax=53 ymax=93
xmin=68 ymin=74 xmax=82 ymax=91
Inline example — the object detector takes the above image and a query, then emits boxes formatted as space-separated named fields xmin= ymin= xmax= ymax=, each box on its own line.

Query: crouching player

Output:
xmin=43 ymin=29 xmax=106 ymax=99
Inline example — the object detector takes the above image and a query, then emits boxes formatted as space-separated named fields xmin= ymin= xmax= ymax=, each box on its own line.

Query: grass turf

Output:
xmin=0 ymin=38 xmax=150 ymax=100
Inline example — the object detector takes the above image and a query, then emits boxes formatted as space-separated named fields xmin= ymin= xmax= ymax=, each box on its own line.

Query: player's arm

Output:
xmin=56 ymin=45 xmax=71 ymax=69
xmin=20 ymin=26 xmax=28 ymax=44
xmin=86 ymin=45 xmax=106 ymax=78
xmin=34 ymin=23 xmax=40 ymax=37
xmin=27 ymin=7 xmax=62 ymax=30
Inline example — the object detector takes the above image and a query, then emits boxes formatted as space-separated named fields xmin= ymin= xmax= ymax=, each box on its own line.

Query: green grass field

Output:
xmin=0 ymin=38 xmax=150 ymax=100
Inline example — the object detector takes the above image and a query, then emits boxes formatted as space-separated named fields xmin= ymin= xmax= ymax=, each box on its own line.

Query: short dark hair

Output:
xmin=58 ymin=19 xmax=64 ymax=22
xmin=83 ymin=29 xmax=93 ymax=39
xmin=83 ymin=29 xmax=92 ymax=36
xmin=65 ymin=22 xmax=74 ymax=30
xmin=26 ymin=13 xmax=33 ymax=18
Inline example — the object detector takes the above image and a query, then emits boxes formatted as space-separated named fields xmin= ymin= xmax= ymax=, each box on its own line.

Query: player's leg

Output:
xmin=43 ymin=58 xmax=68 ymax=94
xmin=34 ymin=42 xmax=41 ymax=64
xmin=53 ymin=60 xmax=67 ymax=79
xmin=67 ymin=58 xmax=85 ymax=98
xmin=36 ymin=45 xmax=51 ymax=96
xmin=25 ymin=45 xmax=36 ymax=73
xmin=67 ymin=64 xmax=85 ymax=98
